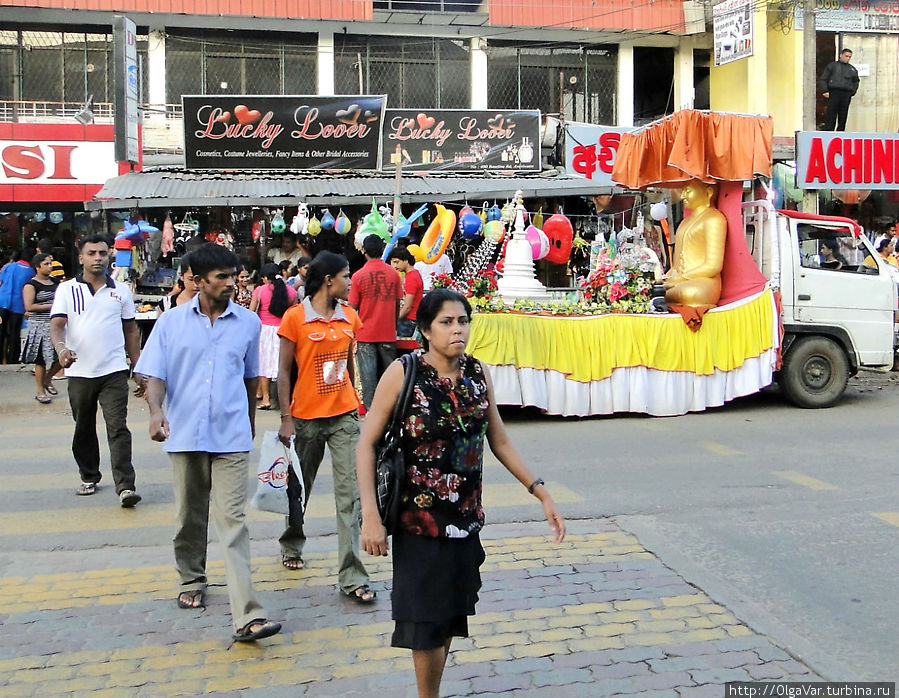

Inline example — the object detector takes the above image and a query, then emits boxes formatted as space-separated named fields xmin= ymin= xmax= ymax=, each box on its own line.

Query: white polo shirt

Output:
xmin=50 ymin=274 xmax=135 ymax=378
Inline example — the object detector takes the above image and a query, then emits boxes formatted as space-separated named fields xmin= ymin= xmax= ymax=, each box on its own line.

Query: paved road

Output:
xmin=2 ymin=364 xmax=893 ymax=695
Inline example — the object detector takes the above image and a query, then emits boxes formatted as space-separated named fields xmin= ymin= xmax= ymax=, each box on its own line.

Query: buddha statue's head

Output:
xmin=680 ymin=180 xmax=717 ymax=209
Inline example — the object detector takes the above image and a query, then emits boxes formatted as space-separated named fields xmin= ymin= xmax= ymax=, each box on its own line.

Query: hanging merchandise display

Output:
xmin=543 ymin=212 xmax=574 ymax=264
xmin=382 ymin=204 xmax=429 ymax=261
xmin=420 ymin=203 xmax=456 ymax=263
xmin=161 ymin=214 xmax=175 ymax=257
xmin=500 ymin=201 xmax=516 ymax=224
xmin=532 ymin=208 xmax=544 ymax=229
xmin=524 ymin=225 xmax=550 ymax=260
xmin=484 ymin=219 xmax=506 ymax=243
xmin=307 ymin=215 xmax=322 ymax=236
xmin=270 ymin=209 xmax=287 ymax=234
xmin=357 ymin=198 xmax=390 ymax=242
xmin=290 ymin=203 xmax=309 ymax=235
xmin=334 ymin=210 xmax=352 ymax=235
xmin=320 ymin=209 xmax=335 ymax=231
xmin=48 ymin=212 xmax=64 ymax=225
xmin=459 ymin=209 xmax=483 ymax=239
xmin=487 ymin=203 xmax=502 ymax=222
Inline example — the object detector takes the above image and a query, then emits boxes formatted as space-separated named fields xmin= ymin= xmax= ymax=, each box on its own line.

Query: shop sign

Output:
xmin=380 ymin=109 xmax=541 ymax=172
xmin=713 ymin=0 xmax=754 ymax=67
xmin=0 ymin=123 xmax=135 ymax=202
xmin=113 ymin=15 xmax=139 ymax=163
xmin=183 ymin=95 xmax=387 ymax=170
xmin=564 ymin=123 xmax=633 ymax=186
xmin=796 ymin=131 xmax=899 ymax=190
xmin=795 ymin=1 xmax=899 ymax=33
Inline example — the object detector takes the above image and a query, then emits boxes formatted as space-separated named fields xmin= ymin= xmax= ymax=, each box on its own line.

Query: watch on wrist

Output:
xmin=527 ymin=478 xmax=545 ymax=495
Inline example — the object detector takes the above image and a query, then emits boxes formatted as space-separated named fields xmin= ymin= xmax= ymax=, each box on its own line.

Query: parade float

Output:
xmin=440 ymin=110 xmax=896 ymax=416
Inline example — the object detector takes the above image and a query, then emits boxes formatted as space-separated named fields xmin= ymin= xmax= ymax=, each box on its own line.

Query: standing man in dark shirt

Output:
xmin=348 ymin=235 xmax=403 ymax=410
xmin=818 ymin=48 xmax=860 ymax=132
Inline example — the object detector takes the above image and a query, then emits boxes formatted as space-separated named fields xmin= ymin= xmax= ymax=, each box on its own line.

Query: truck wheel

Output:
xmin=779 ymin=336 xmax=849 ymax=408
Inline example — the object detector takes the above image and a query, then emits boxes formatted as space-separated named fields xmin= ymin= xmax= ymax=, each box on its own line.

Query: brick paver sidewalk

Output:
xmin=0 ymin=519 xmax=818 ymax=697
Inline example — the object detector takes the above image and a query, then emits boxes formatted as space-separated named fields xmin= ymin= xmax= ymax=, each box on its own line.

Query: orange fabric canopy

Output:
xmin=611 ymin=110 xmax=774 ymax=189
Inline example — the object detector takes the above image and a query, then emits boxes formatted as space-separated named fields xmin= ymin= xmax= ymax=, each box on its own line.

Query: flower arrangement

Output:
xmin=577 ymin=248 xmax=657 ymax=314
xmin=431 ymin=273 xmax=454 ymax=290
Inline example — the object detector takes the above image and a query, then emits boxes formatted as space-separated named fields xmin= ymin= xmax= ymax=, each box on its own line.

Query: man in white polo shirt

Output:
xmin=50 ymin=234 xmax=145 ymax=507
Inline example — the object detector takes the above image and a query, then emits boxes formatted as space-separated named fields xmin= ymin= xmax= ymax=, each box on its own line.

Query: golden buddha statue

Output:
xmin=663 ymin=180 xmax=727 ymax=309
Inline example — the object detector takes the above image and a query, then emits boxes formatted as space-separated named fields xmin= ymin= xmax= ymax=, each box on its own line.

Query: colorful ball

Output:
xmin=459 ymin=211 xmax=483 ymax=239
xmin=334 ymin=210 xmax=352 ymax=235
xmin=307 ymin=216 xmax=322 ymax=236
xmin=525 ymin=225 xmax=550 ymax=260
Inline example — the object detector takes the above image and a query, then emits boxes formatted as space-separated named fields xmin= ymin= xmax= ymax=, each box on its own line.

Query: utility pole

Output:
xmin=802 ymin=0 xmax=818 ymax=214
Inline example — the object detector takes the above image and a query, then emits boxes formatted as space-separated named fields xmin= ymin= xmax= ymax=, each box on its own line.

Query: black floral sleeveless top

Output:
xmin=398 ymin=353 xmax=489 ymax=539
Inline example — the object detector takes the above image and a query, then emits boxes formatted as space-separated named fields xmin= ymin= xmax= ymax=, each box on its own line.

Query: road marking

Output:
xmin=701 ymin=441 xmax=743 ymax=456
xmin=0 ymin=482 xmax=582 ymax=536
xmin=871 ymin=513 xmax=899 ymax=527
xmin=772 ymin=470 xmax=838 ymax=491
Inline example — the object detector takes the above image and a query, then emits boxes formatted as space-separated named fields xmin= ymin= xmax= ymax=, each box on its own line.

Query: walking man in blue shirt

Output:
xmin=135 ymin=243 xmax=280 ymax=642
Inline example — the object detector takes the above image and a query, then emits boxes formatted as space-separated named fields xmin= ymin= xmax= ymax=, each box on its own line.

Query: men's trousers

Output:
xmin=170 ymin=451 xmax=265 ymax=631
xmin=67 ymin=370 xmax=135 ymax=493
xmin=278 ymin=412 xmax=369 ymax=594
xmin=356 ymin=341 xmax=397 ymax=409
xmin=823 ymin=89 xmax=853 ymax=131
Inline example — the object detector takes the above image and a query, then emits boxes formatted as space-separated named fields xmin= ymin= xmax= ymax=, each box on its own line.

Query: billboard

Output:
xmin=713 ymin=0 xmax=754 ymax=67
xmin=183 ymin=95 xmax=387 ymax=170
xmin=380 ymin=109 xmax=541 ymax=172
xmin=564 ymin=123 xmax=633 ymax=187
xmin=796 ymin=131 xmax=899 ymax=190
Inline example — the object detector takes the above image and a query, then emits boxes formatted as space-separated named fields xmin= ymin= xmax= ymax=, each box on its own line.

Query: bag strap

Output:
xmin=385 ymin=353 xmax=418 ymax=438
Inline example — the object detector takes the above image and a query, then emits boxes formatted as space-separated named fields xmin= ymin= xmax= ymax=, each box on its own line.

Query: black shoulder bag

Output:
xmin=375 ymin=353 xmax=418 ymax=534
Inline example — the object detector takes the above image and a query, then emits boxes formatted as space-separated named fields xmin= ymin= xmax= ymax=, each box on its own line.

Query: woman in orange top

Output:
xmin=276 ymin=251 xmax=374 ymax=603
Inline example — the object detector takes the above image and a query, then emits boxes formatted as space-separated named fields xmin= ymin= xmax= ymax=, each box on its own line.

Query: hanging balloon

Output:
xmin=49 ymin=212 xmax=64 ymax=225
xmin=532 ymin=207 xmax=544 ymax=229
xmin=320 ymin=208 xmax=335 ymax=231
xmin=500 ymin=201 xmax=516 ymax=224
xmin=33 ymin=212 xmax=46 ymax=223
xmin=525 ymin=225 xmax=550 ymax=260
xmin=358 ymin=199 xmax=390 ymax=242
xmin=252 ymin=220 xmax=262 ymax=242
xmin=406 ymin=244 xmax=425 ymax=263
xmin=307 ymin=215 xmax=322 ymax=236
xmin=543 ymin=213 xmax=574 ymax=265
xmin=334 ymin=210 xmax=352 ymax=235
xmin=487 ymin=204 xmax=502 ymax=222
xmin=382 ymin=204 xmax=429 ymax=261
xmin=459 ymin=205 xmax=474 ymax=219
xmin=649 ymin=201 xmax=669 ymax=221
xmin=479 ymin=202 xmax=489 ymax=226
xmin=270 ymin=210 xmax=287 ymax=234
xmin=459 ymin=211 xmax=483 ymax=239
xmin=484 ymin=219 xmax=506 ymax=243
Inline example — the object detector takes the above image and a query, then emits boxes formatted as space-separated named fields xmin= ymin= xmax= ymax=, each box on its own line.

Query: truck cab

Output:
xmin=743 ymin=200 xmax=897 ymax=407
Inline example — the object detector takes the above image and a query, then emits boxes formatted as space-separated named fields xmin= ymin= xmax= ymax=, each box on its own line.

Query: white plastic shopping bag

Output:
xmin=251 ymin=431 xmax=303 ymax=515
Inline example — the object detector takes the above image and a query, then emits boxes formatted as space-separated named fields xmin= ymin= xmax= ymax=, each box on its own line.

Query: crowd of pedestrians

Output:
xmin=2 ymin=231 xmax=566 ymax=697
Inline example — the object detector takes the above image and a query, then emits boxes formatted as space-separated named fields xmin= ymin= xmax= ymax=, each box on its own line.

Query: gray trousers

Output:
xmin=355 ymin=341 xmax=396 ymax=409
xmin=170 ymin=451 xmax=265 ymax=631
xmin=67 ymin=370 xmax=135 ymax=494
xmin=278 ymin=412 xmax=369 ymax=594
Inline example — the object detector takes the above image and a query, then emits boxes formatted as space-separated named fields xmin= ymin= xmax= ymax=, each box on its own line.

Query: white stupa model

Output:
xmin=496 ymin=191 xmax=550 ymax=302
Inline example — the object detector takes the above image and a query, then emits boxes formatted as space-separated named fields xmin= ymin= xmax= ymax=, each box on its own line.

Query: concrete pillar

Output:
xmin=673 ymin=39 xmax=695 ymax=111
xmin=147 ymin=29 xmax=166 ymax=127
xmin=470 ymin=38 xmax=488 ymax=109
xmin=317 ymin=32 xmax=335 ymax=95
xmin=617 ymin=44 xmax=634 ymax=127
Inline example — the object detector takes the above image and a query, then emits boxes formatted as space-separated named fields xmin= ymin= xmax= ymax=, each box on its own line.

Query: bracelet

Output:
xmin=527 ymin=478 xmax=545 ymax=494
xmin=55 ymin=341 xmax=67 ymax=351
xmin=280 ymin=413 xmax=292 ymax=419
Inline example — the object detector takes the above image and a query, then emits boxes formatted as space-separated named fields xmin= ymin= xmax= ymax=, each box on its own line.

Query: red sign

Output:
xmin=0 ymin=123 xmax=140 ymax=203
xmin=796 ymin=131 xmax=899 ymax=190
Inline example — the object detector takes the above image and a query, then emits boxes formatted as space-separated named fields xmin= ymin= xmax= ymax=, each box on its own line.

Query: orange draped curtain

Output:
xmin=612 ymin=110 xmax=774 ymax=189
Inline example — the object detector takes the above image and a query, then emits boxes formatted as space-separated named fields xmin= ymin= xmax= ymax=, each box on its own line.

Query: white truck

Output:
xmin=742 ymin=200 xmax=897 ymax=408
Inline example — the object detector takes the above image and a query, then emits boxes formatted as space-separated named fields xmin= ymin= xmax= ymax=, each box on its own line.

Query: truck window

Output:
xmin=797 ymin=224 xmax=873 ymax=274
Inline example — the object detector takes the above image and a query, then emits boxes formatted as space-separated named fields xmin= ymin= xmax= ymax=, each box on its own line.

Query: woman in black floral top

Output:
xmin=357 ymin=288 xmax=566 ymax=698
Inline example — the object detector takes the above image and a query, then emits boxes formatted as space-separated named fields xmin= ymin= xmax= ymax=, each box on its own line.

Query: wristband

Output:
xmin=55 ymin=341 xmax=67 ymax=351
xmin=527 ymin=478 xmax=545 ymax=494
xmin=280 ymin=413 xmax=292 ymax=419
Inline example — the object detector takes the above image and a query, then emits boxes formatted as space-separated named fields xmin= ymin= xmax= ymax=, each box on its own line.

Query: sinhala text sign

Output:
xmin=796 ymin=131 xmax=899 ymax=189
xmin=183 ymin=95 xmax=387 ymax=170
xmin=564 ymin=123 xmax=633 ymax=187
xmin=713 ymin=0 xmax=754 ymax=67
xmin=380 ymin=109 xmax=541 ymax=172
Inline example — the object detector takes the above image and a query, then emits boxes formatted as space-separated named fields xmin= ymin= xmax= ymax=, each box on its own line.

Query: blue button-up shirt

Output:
xmin=135 ymin=295 xmax=261 ymax=453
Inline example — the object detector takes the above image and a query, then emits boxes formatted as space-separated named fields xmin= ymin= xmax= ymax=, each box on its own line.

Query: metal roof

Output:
xmin=87 ymin=169 xmax=613 ymax=210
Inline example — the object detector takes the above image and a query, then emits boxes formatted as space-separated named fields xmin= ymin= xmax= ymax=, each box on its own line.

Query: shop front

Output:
xmin=0 ymin=122 xmax=139 ymax=275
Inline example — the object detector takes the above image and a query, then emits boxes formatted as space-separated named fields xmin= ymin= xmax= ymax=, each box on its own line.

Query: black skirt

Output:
xmin=391 ymin=530 xmax=485 ymax=650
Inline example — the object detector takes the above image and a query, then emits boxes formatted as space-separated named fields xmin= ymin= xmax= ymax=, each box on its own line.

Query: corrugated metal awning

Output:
xmin=87 ymin=169 xmax=614 ymax=210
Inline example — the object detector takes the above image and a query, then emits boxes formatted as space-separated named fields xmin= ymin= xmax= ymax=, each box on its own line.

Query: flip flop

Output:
xmin=35 ymin=395 xmax=52 ymax=404
xmin=177 ymin=590 xmax=205 ymax=609
xmin=258 ymin=404 xmax=272 ymax=410
xmin=44 ymin=385 xmax=58 ymax=396
xmin=233 ymin=619 xmax=281 ymax=642
xmin=345 ymin=585 xmax=377 ymax=604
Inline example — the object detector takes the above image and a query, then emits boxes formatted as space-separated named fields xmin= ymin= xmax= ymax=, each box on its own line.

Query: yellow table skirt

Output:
xmin=468 ymin=288 xmax=775 ymax=384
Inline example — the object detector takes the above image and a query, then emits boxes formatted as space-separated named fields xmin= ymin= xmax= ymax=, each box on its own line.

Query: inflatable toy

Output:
xmin=290 ymin=203 xmax=309 ymax=235
xmin=334 ymin=210 xmax=352 ymax=235
xmin=406 ymin=244 xmax=425 ymax=262
xmin=382 ymin=203 xmax=428 ymax=261
xmin=487 ymin=203 xmax=502 ymax=222
xmin=543 ymin=213 xmax=574 ymax=264
xmin=484 ymin=219 xmax=506 ymax=243
xmin=459 ymin=210 xmax=483 ymax=239
xmin=307 ymin=215 xmax=322 ymax=236
xmin=320 ymin=209 xmax=335 ymax=231
xmin=271 ymin=209 xmax=287 ymax=234
xmin=420 ymin=204 xmax=456 ymax=263
xmin=525 ymin=225 xmax=550 ymax=260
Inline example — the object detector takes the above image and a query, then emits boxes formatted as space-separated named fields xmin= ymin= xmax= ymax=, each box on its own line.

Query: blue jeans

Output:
xmin=355 ymin=341 xmax=397 ymax=409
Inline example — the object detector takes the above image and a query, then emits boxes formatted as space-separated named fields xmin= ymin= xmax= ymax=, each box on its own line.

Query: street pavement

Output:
xmin=0 ymin=365 xmax=823 ymax=696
